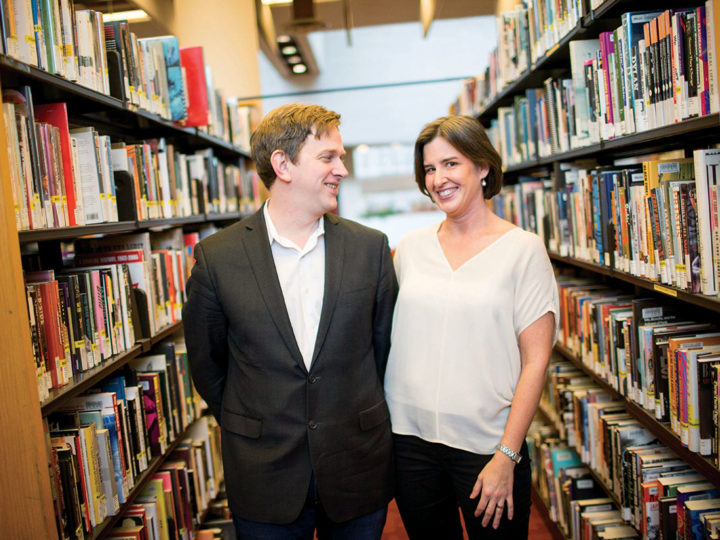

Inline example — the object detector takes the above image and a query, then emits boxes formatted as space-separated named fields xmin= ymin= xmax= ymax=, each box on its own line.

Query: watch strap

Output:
xmin=495 ymin=444 xmax=522 ymax=464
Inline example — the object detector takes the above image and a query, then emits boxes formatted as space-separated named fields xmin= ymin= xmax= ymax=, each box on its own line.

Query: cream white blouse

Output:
xmin=384 ymin=224 xmax=559 ymax=455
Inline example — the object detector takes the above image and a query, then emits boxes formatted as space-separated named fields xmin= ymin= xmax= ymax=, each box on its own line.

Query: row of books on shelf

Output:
xmin=531 ymin=354 xmax=720 ymax=540
xmin=44 ymin=339 xmax=222 ymax=539
xmin=457 ymin=0 xmax=586 ymax=110
xmin=0 ymin=1 xmax=254 ymax=148
xmin=2 ymin=89 xmax=260 ymax=231
xmin=491 ymin=150 xmax=720 ymax=297
xmin=529 ymin=422 xmax=639 ymax=540
xmin=554 ymin=273 xmax=720 ymax=461
xmin=25 ymin=227 xmax=212 ymax=400
xmin=455 ymin=4 xmax=720 ymax=156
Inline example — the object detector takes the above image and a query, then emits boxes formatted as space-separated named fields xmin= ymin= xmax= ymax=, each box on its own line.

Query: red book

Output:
xmin=34 ymin=103 xmax=82 ymax=227
xmin=179 ymin=47 xmax=209 ymax=127
xmin=27 ymin=279 xmax=66 ymax=388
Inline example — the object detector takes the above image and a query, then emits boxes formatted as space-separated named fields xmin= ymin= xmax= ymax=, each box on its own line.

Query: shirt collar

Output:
xmin=263 ymin=200 xmax=325 ymax=253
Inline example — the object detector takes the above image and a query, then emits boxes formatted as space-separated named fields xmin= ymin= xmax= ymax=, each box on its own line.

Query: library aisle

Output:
xmin=377 ymin=499 xmax=557 ymax=540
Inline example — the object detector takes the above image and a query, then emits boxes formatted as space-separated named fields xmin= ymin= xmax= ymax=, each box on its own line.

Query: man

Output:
xmin=183 ymin=103 xmax=398 ymax=539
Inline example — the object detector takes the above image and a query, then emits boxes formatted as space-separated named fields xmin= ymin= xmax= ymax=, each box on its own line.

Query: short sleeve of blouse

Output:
xmin=513 ymin=233 xmax=560 ymax=343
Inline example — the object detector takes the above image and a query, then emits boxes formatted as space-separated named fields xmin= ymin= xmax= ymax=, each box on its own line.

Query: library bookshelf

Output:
xmin=462 ymin=0 xmax=720 ymax=537
xmin=0 ymin=43 xmax=250 ymax=537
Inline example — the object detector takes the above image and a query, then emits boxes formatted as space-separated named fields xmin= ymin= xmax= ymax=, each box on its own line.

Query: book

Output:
xmin=179 ymin=46 xmax=209 ymax=127
xmin=693 ymin=148 xmax=720 ymax=295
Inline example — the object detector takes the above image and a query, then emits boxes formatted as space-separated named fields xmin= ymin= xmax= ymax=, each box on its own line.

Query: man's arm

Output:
xmin=182 ymin=242 xmax=229 ymax=422
xmin=372 ymin=236 xmax=399 ymax=381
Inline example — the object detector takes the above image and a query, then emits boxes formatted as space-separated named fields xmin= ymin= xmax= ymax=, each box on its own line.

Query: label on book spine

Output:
xmin=653 ymin=284 xmax=678 ymax=296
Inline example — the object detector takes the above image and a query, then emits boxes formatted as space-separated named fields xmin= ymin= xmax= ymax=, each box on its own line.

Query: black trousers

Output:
xmin=393 ymin=434 xmax=532 ymax=540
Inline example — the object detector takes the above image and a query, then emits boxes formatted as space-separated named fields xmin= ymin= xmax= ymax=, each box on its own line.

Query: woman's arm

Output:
xmin=470 ymin=310 xmax=555 ymax=528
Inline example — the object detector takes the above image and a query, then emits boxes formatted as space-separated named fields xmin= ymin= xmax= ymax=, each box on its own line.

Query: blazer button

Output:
xmin=309 ymin=375 xmax=320 ymax=384
xmin=308 ymin=421 xmax=318 ymax=430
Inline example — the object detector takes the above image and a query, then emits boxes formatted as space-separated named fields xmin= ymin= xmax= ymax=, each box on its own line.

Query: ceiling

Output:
xmin=267 ymin=0 xmax=495 ymax=33
xmin=259 ymin=0 xmax=497 ymax=77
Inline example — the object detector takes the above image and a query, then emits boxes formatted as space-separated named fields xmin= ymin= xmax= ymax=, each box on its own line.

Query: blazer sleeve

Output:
xmin=372 ymin=235 xmax=399 ymax=382
xmin=182 ymin=242 xmax=228 ymax=422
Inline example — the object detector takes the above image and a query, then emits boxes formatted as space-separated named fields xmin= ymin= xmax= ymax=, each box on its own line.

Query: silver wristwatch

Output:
xmin=495 ymin=444 xmax=522 ymax=464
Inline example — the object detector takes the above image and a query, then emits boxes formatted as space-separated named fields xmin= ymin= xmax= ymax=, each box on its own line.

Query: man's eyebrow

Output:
xmin=318 ymin=148 xmax=346 ymax=157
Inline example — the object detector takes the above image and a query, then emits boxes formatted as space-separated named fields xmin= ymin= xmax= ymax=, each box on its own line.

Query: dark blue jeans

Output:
xmin=393 ymin=434 xmax=532 ymax=540
xmin=232 ymin=474 xmax=387 ymax=540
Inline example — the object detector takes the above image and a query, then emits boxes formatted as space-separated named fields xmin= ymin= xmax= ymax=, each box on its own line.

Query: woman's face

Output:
xmin=422 ymin=136 xmax=489 ymax=219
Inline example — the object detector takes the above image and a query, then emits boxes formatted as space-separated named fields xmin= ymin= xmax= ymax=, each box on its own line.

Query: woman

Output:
xmin=384 ymin=115 xmax=558 ymax=539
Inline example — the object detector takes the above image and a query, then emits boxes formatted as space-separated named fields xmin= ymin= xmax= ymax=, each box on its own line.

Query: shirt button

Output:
xmin=308 ymin=421 xmax=318 ymax=430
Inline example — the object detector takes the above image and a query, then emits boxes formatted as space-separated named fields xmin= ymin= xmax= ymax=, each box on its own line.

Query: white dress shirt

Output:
xmin=384 ymin=224 xmax=559 ymax=454
xmin=264 ymin=202 xmax=326 ymax=370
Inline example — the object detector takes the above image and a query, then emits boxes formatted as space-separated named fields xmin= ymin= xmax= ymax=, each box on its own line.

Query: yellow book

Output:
xmin=138 ymin=478 xmax=169 ymax=540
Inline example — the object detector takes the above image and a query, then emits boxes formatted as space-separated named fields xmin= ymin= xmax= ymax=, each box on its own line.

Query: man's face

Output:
xmin=286 ymin=127 xmax=348 ymax=218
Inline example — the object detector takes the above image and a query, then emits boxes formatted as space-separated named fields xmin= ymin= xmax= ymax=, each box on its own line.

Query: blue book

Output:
xmin=102 ymin=410 xmax=127 ymax=504
xmin=550 ymin=446 xmax=581 ymax=478
xmin=30 ymin=0 xmax=46 ymax=70
xmin=621 ymin=11 xmax=664 ymax=131
xmin=591 ymin=170 xmax=603 ymax=265
xmin=525 ymin=89 xmax=538 ymax=159
xmin=684 ymin=497 xmax=720 ymax=539
xmin=143 ymin=36 xmax=187 ymax=122
xmin=101 ymin=375 xmax=127 ymax=405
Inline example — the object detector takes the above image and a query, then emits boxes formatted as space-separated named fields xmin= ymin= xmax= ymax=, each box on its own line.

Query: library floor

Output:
xmin=370 ymin=499 xmax=555 ymax=539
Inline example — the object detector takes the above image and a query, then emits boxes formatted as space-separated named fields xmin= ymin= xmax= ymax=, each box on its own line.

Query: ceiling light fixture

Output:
xmin=281 ymin=45 xmax=298 ymax=55
xmin=292 ymin=64 xmax=308 ymax=74
xmin=276 ymin=34 xmax=292 ymax=43
xmin=102 ymin=9 xmax=150 ymax=23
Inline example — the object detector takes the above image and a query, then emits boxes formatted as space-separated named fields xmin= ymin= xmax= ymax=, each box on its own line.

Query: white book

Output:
xmin=69 ymin=137 xmax=86 ymax=226
xmin=2 ymin=103 xmax=28 ymax=230
xmin=58 ymin=0 xmax=77 ymax=81
xmin=13 ymin=0 xmax=38 ymax=66
xmin=707 ymin=1 xmax=720 ymax=113
xmin=95 ymin=428 xmax=120 ymax=516
xmin=156 ymin=146 xmax=173 ymax=219
xmin=69 ymin=128 xmax=105 ymax=224
xmin=693 ymin=148 xmax=720 ymax=295
xmin=136 ymin=500 xmax=160 ymax=540
xmin=97 ymin=135 xmax=117 ymax=222
xmin=91 ymin=11 xmax=109 ymax=95
xmin=74 ymin=10 xmax=94 ymax=90
xmin=124 ymin=386 xmax=149 ymax=471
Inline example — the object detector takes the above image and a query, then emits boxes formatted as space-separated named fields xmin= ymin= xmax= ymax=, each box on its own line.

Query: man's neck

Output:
xmin=266 ymin=198 xmax=322 ymax=249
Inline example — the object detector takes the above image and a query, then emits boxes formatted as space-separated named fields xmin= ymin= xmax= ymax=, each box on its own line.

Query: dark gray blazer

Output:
xmin=182 ymin=209 xmax=398 ymax=524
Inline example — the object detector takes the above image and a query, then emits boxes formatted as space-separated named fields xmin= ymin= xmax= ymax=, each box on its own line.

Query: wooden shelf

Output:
xmin=553 ymin=343 xmax=720 ymax=487
xmin=502 ymin=114 xmax=720 ymax=178
xmin=549 ymin=252 xmax=720 ymax=313
xmin=17 ymin=212 xmax=249 ymax=244
xmin=0 ymin=54 xmax=249 ymax=160
xmin=41 ymin=321 xmax=183 ymax=416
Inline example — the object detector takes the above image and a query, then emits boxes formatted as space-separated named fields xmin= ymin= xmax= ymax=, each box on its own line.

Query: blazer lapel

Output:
xmin=241 ymin=210 xmax=304 ymax=366
xmin=311 ymin=214 xmax=344 ymax=366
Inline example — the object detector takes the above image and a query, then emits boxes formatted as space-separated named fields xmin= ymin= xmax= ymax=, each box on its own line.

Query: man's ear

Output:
xmin=270 ymin=150 xmax=292 ymax=184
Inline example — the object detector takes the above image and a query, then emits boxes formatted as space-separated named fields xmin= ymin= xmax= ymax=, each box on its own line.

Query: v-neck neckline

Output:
xmin=434 ymin=224 xmax=518 ymax=273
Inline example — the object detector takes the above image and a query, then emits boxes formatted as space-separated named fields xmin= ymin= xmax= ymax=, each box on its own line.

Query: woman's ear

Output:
xmin=270 ymin=150 xmax=292 ymax=184
xmin=476 ymin=162 xmax=490 ymax=179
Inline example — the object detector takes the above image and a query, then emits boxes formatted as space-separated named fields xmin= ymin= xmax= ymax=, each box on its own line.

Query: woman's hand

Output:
xmin=469 ymin=453 xmax=516 ymax=529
